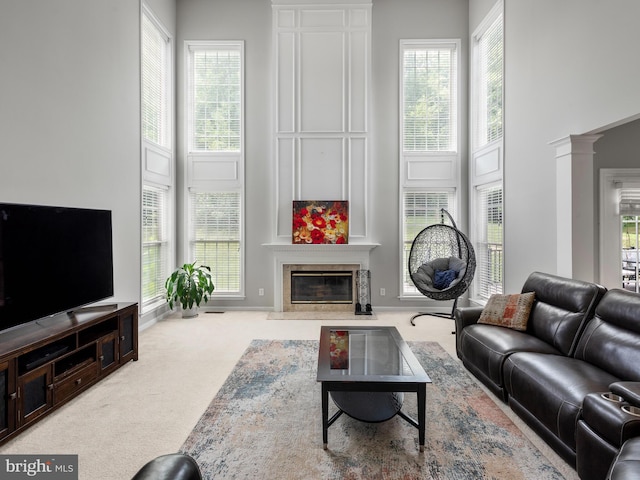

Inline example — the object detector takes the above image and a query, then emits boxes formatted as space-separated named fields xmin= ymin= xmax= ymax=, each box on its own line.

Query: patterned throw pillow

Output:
xmin=477 ymin=292 xmax=535 ymax=331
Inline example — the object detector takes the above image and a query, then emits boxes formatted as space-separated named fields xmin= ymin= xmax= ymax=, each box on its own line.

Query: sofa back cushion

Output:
xmin=521 ymin=272 xmax=606 ymax=356
xmin=574 ymin=289 xmax=640 ymax=380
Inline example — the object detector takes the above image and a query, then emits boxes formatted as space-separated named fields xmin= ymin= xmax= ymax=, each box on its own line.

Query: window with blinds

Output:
xmin=142 ymin=185 xmax=169 ymax=305
xmin=141 ymin=10 xmax=170 ymax=148
xmin=188 ymin=46 xmax=242 ymax=153
xmin=402 ymin=191 xmax=453 ymax=295
xmin=402 ymin=43 xmax=458 ymax=152
xmin=475 ymin=14 xmax=503 ymax=148
xmin=475 ymin=184 xmax=503 ymax=300
xmin=141 ymin=6 xmax=173 ymax=312
xmin=190 ymin=192 xmax=241 ymax=293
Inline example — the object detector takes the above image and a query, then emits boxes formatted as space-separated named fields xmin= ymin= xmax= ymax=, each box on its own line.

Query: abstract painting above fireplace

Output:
xmin=292 ymin=200 xmax=348 ymax=244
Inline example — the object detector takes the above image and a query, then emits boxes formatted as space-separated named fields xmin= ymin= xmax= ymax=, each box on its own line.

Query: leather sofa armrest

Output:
xmin=454 ymin=306 xmax=484 ymax=332
xmin=131 ymin=454 xmax=202 ymax=480
xmin=610 ymin=382 xmax=640 ymax=407
xmin=454 ymin=306 xmax=485 ymax=359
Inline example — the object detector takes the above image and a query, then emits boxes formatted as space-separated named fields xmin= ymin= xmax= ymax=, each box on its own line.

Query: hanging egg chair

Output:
xmin=408 ymin=209 xmax=476 ymax=325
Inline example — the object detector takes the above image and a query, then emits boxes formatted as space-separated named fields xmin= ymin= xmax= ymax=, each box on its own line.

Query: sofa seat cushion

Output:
xmin=459 ymin=324 xmax=561 ymax=394
xmin=504 ymin=352 xmax=619 ymax=451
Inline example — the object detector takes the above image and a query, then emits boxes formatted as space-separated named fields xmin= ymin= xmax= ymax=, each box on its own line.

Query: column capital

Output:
xmin=550 ymin=134 xmax=603 ymax=158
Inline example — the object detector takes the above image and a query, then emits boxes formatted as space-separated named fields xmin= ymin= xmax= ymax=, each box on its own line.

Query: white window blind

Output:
xmin=402 ymin=191 xmax=452 ymax=295
xmin=402 ymin=44 xmax=457 ymax=152
xmin=142 ymin=185 xmax=169 ymax=305
xmin=188 ymin=47 xmax=241 ymax=152
xmin=141 ymin=11 xmax=170 ymax=148
xmin=619 ymin=187 xmax=640 ymax=216
xmin=475 ymin=14 xmax=503 ymax=148
xmin=190 ymin=191 xmax=241 ymax=293
xmin=475 ymin=184 xmax=503 ymax=300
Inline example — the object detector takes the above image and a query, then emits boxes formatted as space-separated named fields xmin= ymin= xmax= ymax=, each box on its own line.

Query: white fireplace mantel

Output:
xmin=262 ymin=242 xmax=379 ymax=311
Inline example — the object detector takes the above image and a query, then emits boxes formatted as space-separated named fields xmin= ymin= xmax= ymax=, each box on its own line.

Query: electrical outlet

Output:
xmin=258 ymin=288 xmax=265 ymax=296
xmin=380 ymin=288 xmax=386 ymax=296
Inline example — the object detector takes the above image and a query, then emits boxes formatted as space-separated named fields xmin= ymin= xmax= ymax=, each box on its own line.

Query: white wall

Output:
xmin=503 ymin=0 xmax=640 ymax=291
xmin=174 ymin=0 xmax=469 ymax=309
xmin=0 ymin=0 xmax=141 ymax=305
xmin=176 ymin=0 xmax=273 ymax=308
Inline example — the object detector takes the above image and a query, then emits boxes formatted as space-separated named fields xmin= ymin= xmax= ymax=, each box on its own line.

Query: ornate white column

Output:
xmin=550 ymin=134 xmax=602 ymax=282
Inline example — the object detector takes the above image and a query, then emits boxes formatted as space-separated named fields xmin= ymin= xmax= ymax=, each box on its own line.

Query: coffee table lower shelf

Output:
xmin=320 ymin=381 xmax=427 ymax=452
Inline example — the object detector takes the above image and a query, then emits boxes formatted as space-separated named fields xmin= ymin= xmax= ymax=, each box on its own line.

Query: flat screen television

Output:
xmin=0 ymin=203 xmax=114 ymax=332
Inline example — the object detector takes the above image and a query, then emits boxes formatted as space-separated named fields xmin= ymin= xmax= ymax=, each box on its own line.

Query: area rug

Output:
xmin=180 ymin=340 xmax=565 ymax=479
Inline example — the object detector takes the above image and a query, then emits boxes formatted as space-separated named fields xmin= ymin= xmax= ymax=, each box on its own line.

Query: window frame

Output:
xmin=470 ymin=3 xmax=504 ymax=303
xmin=141 ymin=3 xmax=174 ymax=313
xmin=398 ymin=39 xmax=461 ymax=299
xmin=184 ymin=40 xmax=245 ymax=300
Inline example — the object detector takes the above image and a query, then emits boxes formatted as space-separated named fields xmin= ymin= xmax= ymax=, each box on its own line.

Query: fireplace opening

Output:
xmin=291 ymin=271 xmax=353 ymax=304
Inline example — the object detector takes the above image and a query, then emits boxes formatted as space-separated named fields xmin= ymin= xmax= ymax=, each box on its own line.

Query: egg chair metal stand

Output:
xmin=408 ymin=209 xmax=476 ymax=326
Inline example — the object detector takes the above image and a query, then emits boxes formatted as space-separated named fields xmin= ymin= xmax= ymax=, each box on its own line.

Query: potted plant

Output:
xmin=165 ymin=262 xmax=215 ymax=317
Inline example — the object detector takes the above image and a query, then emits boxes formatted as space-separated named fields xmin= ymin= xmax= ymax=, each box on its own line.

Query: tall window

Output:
xmin=142 ymin=186 xmax=169 ymax=303
xmin=142 ymin=11 xmax=170 ymax=148
xmin=475 ymin=13 xmax=503 ymax=149
xmin=475 ymin=184 xmax=503 ymax=298
xmin=471 ymin=5 xmax=504 ymax=301
xmin=186 ymin=42 xmax=244 ymax=296
xmin=190 ymin=192 xmax=241 ymax=293
xmin=141 ymin=5 xmax=173 ymax=310
xmin=400 ymin=40 xmax=460 ymax=297
xmin=402 ymin=44 xmax=457 ymax=152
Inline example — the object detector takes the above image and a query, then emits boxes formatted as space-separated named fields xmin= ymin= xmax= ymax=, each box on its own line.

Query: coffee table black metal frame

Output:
xmin=316 ymin=326 xmax=431 ymax=451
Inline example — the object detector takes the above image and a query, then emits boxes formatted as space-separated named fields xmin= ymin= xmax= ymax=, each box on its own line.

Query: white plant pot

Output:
xmin=181 ymin=306 xmax=199 ymax=318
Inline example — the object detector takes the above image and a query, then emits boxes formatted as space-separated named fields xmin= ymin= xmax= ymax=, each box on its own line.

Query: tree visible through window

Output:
xmin=402 ymin=46 xmax=457 ymax=152
xmin=190 ymin=192 xmax=241 ymax=293
xmin=190 ymin=49 xmax=241 ymax=152
xmin=186 ymin=42 xmax=244 ymax=296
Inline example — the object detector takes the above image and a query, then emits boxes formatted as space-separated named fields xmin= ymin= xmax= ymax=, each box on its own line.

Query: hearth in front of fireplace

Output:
xmin=291 ymin=271 xmax=353 ymax=304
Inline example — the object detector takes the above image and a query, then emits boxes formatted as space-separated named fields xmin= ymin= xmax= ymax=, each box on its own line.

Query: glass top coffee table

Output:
xmin=316 ymin=326 xmax=431 ymax=451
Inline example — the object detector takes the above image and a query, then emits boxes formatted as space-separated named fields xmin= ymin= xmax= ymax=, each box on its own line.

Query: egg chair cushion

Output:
xmin=412 ymin=256 xmax=466 ymax=292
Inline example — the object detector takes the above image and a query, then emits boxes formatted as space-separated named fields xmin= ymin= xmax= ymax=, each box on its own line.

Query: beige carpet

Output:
xmin=0 ymin=311 xmax=579 ymax=480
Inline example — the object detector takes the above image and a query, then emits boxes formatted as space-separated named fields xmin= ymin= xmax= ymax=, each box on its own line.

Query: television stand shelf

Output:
xmin=0 ymin=302 xmax=138 ymax=445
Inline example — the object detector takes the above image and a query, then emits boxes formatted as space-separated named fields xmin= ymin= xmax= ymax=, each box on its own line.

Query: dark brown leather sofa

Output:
xmin=131 ymin=453 xmax=202 ymax=480
xmin=455 ymin=272 xmax=640 ymax=480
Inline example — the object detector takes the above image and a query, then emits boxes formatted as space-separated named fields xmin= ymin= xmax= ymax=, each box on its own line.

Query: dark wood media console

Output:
xmin=0 ymin=302 xmax=138 ymax=445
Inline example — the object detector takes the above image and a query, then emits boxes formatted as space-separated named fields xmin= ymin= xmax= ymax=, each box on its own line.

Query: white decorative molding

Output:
xmin=272 ymin=0 xmax=372 ymax=242
xmin=143 ymin=144 xmax=172 ymax=185
xmin=550 ymin=134 xmax=603 ymax=282
xmin=187 ymin=154 xmax=243 ymax=190
xmin=263 ymin=242 xmax=379 ymax=311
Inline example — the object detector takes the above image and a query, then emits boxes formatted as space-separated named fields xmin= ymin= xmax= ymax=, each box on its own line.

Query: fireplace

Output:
xmin=263 ymin=242 xmax=378 ymax=311
xmin=283 ymin=264 xmax=359 ymax=312
xmin=291 ymin=271 xmax=353 ymax=304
